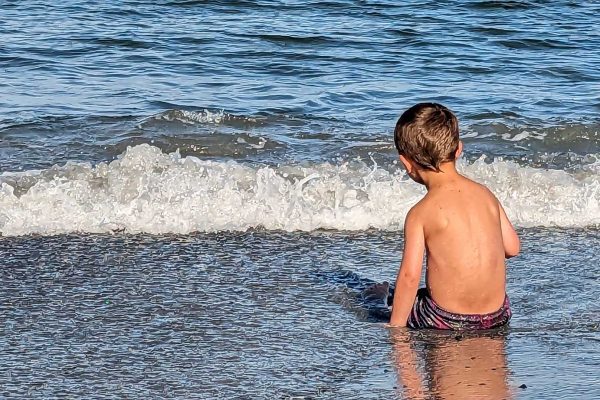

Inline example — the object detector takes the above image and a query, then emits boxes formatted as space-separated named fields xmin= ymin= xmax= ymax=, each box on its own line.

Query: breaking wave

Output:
xmin=0 ymin=144 xmax=598 ymax=236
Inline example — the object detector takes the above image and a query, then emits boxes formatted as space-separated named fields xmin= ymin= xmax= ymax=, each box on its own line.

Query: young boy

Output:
xmin=389 ymin=103 xmax=520 ymax=329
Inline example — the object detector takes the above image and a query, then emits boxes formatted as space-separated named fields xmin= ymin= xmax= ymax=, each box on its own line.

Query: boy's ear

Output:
xmin=399 ymin=154 xmax=413 ymax=172
xmin=455 ymin=141 xmax=463 ymax=159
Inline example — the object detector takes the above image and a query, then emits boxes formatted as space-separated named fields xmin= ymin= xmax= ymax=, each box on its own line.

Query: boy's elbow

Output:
xmin=505 ymin=249 xmax=519 ymax=259
xmin=504 ymin=237 xmax=521 ymax=258
xmin=397 ymin=269 xmax=420 ymax=287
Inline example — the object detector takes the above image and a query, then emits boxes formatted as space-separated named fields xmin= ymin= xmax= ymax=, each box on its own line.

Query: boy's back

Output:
xmin=389 ymin=103 xmax=519 ymax=329
xmin=413 ymin=174 xmax=506 ymax=314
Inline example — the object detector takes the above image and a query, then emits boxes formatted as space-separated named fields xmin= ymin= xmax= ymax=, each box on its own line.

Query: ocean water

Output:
xmin=0 ymin=1 xmax=599 ymax=398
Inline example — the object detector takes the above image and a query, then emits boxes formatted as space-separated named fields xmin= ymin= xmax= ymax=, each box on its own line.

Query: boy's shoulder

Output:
xmin=404 ymin=196 xmax=431 ymax=224
xmin=407 ymin=177 xmax=500 ymax=224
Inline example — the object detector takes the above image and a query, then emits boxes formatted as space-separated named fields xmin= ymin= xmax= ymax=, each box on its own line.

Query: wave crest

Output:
xmin=0 ymin=144 xmax=598 ymax=236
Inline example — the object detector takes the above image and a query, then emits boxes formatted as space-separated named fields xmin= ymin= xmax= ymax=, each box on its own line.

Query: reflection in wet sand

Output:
xmin=391 ymin=330 xmax=512 ymax=400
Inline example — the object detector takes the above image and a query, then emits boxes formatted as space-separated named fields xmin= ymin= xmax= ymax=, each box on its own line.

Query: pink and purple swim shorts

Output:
xmin=406 ymin=288 xmax=512 ymax=330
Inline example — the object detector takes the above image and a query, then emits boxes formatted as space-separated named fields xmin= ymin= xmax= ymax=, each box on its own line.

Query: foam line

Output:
xmin=0 ymin=145 xmax=598 ymax=236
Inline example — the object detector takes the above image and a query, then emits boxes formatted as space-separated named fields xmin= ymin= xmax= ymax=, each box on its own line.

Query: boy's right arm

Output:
xmin=390 ymin=209 xmax=425 ymax=327
xmin=498 ymin=202 xmax=520 ymax=258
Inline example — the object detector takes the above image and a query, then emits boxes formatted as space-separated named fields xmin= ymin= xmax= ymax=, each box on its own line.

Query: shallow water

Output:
xmin=1 ymin=228 xmax=598 ymax=398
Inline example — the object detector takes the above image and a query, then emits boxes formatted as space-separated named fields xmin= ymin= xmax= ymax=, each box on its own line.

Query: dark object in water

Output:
xmin=359 ymin=281 xmax=393 ymax=321
xmin=361 ymin=281 xmax=392 ymax=305
xmin=316 ymin=270 xmax=393 ymax=321
xmin=519 ymin=384 xmax=528 ymax=389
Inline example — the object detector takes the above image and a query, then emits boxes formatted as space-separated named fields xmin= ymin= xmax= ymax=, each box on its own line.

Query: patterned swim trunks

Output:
xmin=398 ymin=288 xmax=512 ymax=330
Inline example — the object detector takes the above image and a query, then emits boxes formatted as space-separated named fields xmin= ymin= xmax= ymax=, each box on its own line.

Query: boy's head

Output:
xmin=394 ymin=103 xmax=460 ymax=172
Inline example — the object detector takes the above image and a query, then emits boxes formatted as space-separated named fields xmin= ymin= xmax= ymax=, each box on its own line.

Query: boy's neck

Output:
xmin=418 ymin=162 xmax=461 ymax=190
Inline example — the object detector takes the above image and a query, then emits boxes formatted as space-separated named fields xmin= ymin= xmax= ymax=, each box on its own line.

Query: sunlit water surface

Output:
xmin=1 ymin=229 xmax=598 ymax=399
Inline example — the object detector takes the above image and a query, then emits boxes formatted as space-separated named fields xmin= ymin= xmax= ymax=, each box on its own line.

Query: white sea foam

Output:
xmin=0 ymin=144 xmax=598 ymax=236
xmin=154 ymin=109 xmax=229 ymax=124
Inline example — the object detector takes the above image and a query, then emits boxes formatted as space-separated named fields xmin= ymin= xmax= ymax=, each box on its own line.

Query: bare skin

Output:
xmin=390 ymin=142 xmax=520 ymax=326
